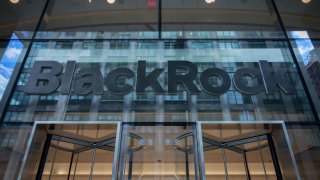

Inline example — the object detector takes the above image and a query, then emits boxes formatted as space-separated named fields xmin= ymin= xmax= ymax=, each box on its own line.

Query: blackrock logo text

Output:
xmin=24 ymin=60 xmax=296 ymax=96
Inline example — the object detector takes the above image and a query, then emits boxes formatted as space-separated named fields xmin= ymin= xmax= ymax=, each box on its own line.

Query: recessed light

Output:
xmin=107 ymin=0 xmax=116 ymax=4
xmin=302 ymin=0 xmax=311 ymax=3
xmin=205 ymin=0 xmax=215 ymax=4
xmin=10 ymin=0 xmax=19 ymax=4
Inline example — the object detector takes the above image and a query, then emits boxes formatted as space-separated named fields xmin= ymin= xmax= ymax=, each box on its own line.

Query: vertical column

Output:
xmin=156 ymin=41 xmax=165 ymax=123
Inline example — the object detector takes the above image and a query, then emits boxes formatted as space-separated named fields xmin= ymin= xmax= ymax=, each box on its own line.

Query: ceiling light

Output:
xmin=10 ymin=0 xmax=19 ymax=3
xmin=205 ymin=0 xmax=215 ymax=4
xmin=302 ymin=0 xmax=311 ymax=3
xmin=107 ymin=0 xmax=116 ymax=4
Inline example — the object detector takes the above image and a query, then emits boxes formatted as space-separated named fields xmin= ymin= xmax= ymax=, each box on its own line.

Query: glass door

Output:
xmin=40 ymin=133 xmax=116 ymax=180
xmin=202 ymin=133 xmax=279 ymax=180
xmin=19 ymin=123 xmax=121 ymax=180
xmin=117 ymin=123 xmax=201 ymax=180
xmin=198 ymin=122 xmax=300 ymax=180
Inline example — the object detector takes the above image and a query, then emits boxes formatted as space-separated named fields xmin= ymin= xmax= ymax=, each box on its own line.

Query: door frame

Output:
xmin=196 ymin=121 xmax=301 ymax=180
xmin=18 ymin=121 xmax=122 ymax=180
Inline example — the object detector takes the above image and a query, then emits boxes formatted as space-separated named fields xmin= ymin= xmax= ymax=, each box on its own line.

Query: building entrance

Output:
xmin=202 ymin=132 xmax=280 ymax=179
xmin=19 ymin=122 xmax=300 ymax=180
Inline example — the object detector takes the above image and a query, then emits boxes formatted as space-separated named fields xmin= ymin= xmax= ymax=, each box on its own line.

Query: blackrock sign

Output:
xmin=24 ymin=60 xmax=296 ymax=96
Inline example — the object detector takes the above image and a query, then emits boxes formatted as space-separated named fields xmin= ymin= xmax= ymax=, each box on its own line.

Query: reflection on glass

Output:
xmin=35 ymin=0 xmax=158 ymax=39
xmin=0 ymin=0 xmax=45 ymax=39
xmin=276 ymin=0 xmax=320 ymax=38
xmin=162 ymin=0 xmax=284 ymax=39
xmin=3 ymin=39 xmax=316 ymax=124
xmin=0 ymin=34 xmax=24 ymax=100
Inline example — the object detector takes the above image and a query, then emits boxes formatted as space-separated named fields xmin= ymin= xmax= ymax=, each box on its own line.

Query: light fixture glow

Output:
xmin=10 ymin=0 xmax=19 ymax=3
xmin=302 ymin=0 xmax=311 ymax=3
xmin=205 ymin=0 xmax=215 ymax=3
xmin=107 ymin=0 xmax=116 ymax=4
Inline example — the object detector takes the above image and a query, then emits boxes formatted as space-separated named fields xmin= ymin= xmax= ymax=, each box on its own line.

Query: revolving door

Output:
xmin=20 ymin=122 xmax=299 ymax=180
xmin=116 ymin=122 xmax=299 ymax=180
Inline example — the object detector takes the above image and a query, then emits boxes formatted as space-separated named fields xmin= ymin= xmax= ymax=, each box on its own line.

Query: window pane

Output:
xmin=0 ymin=0 xmax=46 ymax=39
xmin=35 ymin=0 xmax=159 ymax=39
xmin=276 ymin=0 xmax=320 ymax=39
xmin=162 ymin=0 xmax=284 ymax=39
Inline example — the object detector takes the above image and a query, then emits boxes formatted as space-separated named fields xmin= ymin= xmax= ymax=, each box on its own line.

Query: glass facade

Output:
xmin=0 ymin=0 xmax=319 ymax=179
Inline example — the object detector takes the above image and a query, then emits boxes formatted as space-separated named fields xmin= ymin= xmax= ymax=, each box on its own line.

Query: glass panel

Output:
xmin=0 ymin=39 xmax=29 ymax=102
xmin=0 ymin=0 xmax=46 ymax=39
xmin=42 ymin=140 xmax=74 ymax=179
xmin=224 ymin=148 xmax=247 ymax=180
xmin=204 ymin=149 xmax=226 ymax=179
xmin=4 ymin=39 xmax=316 ymax=123
xmin=288 ymin=124 xmax=320 ymax=179
xmin=275 ymin=0 xmax=320 ymax=39
xmin=259 ymin=140 xmax=277 ymax=180
xmin=244 ymin=141 xmax=268 ymax=179
xmin=19 ymin=123 xmax=118 ymax=179
xmin=35 ymin=0 xmax=159 ymax=39
xmin=290 ymin=38 xmax=320 ymax=118
xmin=162 ymin=0 xmax=284 ymax=39
xmin=117 ymin=125 xmax=199 ymax=179
xmin=200 ymin=123 xmax=299 ymax=179
xmin=0 ymin=124 xmax=32 ymax=179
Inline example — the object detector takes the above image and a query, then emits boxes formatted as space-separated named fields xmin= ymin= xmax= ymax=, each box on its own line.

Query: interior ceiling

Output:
xmin=0 ymin=0 xmax=319 ymax=37
xmin=1 ymin=0 xmax=319 ymax=22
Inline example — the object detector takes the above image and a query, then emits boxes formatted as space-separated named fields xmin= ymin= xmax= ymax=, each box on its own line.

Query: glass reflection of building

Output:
xmin=0 ymin=0 xmax=320 ymax=179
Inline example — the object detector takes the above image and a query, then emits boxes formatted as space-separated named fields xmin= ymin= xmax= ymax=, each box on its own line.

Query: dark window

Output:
xmin=55 ymin=41 xmax=73 ymax=49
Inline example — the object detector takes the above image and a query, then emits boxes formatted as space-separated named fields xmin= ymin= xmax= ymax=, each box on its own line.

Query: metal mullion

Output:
xmin=185 ymin=151 xmax=190 ymax=180
xmin=112 ymin=122 xmax=122 ymax=180
xmin=226 ymin=135 xmax=267 ymax=147
xmin=127 ymin=151 xmax=133 ymax=180
xmin=35 ymin=134 xmax=52 ymax=180
xmin=192 ymin=131 xmax=200 ymax=179
xmin=98 ymin=145 xmax=115 ymax=152
xmin=52 ymin=135 xmax=92 ymax=147
xmin=89 ymin=148 xmax=97 ymax=180
xmin=71 ymin=124 xmax=81 ymax=180
xmin=266 ymin=134 xmax=283 ymax=180
xmin=48 ymin=141 xmax=59 ymax=180
xmin=196 ymin=122 xmax=206 ymax=180
xmin=202 ymin=137 xmax=221 ymax=146
xmin=257 ymin=137 xmax=268 ymax=180
xmin=67 ymin=154 xmax=74 ymax=180
xmin=73 ymin=146 xmax=93 ymax=154
xmin=242 ymin=147 xmax=251 ymax=180
xmin=185 ymin=136 xmax=190 ymax=180
xmin=88 ymin=124 xmax=100 ymax=180
xmin=95 ymin=137 xmax=116 ymax=147
xmin=221 ymin=148 xmax=229 ymax=180
xmin=72 ymin=153 xmax=79 ymax=180
xmin=203 ymin=145 xmax=220 ymax=152
xmin=203 ymin=137 xmax=245 ymax=154
xmin=49 ymin=143 xmax=74 ymax=153
xmin=224 ymin=145 xmax=243 ymax=154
